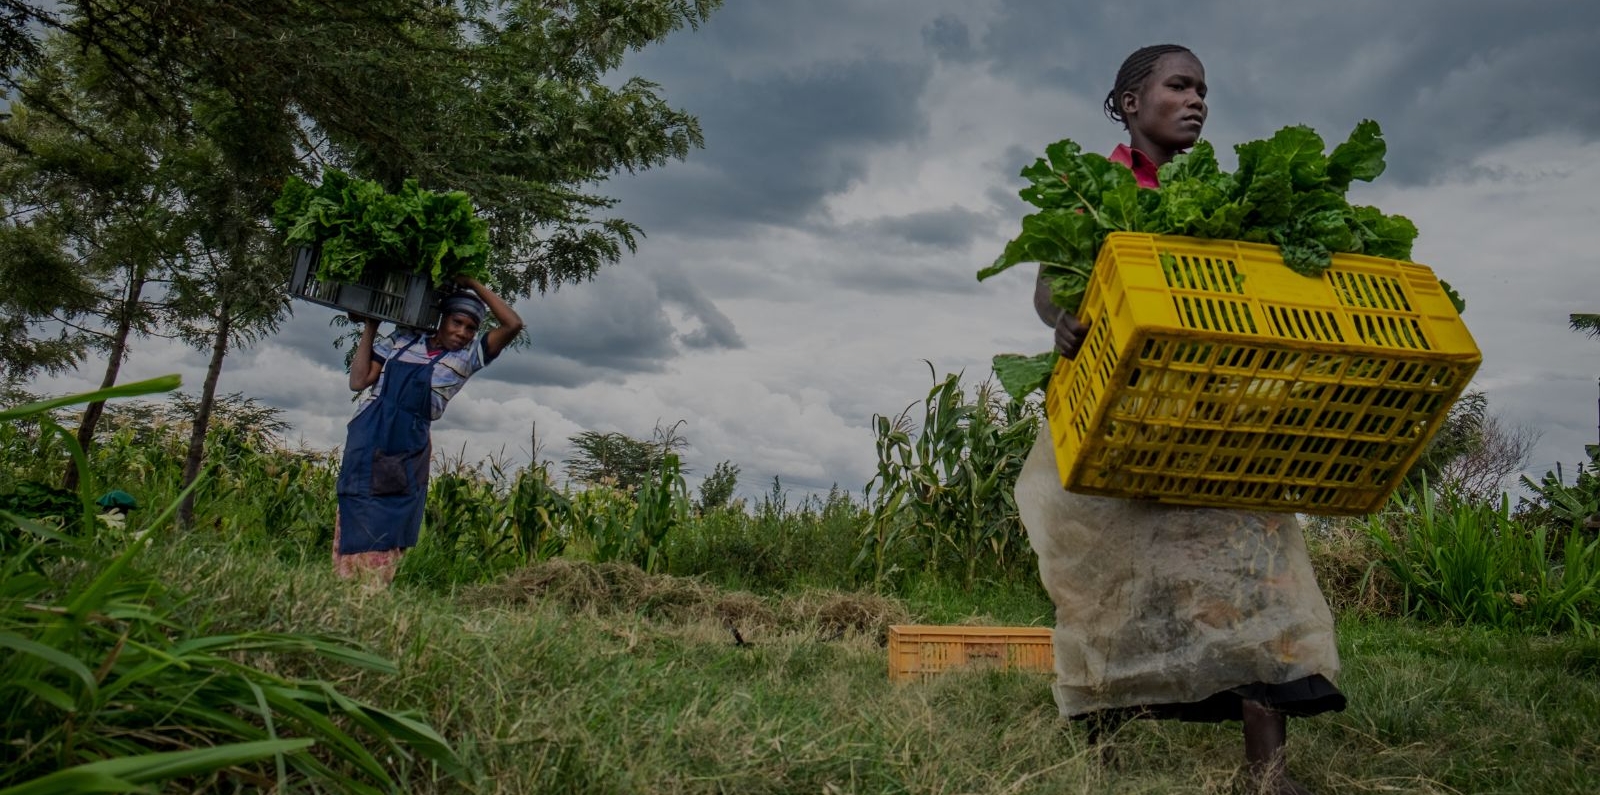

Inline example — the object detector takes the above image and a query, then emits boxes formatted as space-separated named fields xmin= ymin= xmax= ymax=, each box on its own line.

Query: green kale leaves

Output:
xmin=979 ymin=120 xmax=1424 ymax=314
xmin=981 ymin=120 xmax=1466 ymax=402
xmin=272 ymin=168 xmax=490 ymax=287
xmin=991 ymin=351 xmax=1060 ymax=404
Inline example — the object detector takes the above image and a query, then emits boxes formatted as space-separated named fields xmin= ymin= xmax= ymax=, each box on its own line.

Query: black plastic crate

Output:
xmin=287 ymin=248 xmax=446 ymax=330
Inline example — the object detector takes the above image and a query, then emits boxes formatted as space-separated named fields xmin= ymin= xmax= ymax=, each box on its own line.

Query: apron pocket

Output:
xmin=371 ymin=448 xmax=417 ymax=495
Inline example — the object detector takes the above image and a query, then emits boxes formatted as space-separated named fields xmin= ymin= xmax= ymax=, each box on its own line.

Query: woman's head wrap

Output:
xmin=439 ymin=290 xmax=487 ymax=325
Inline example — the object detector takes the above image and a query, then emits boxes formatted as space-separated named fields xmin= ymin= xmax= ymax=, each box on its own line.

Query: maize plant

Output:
xmin=630 ymin=453 xmax=690 ymax=574
xmin=568 ymin=483 xmax=638 ymax=564
xmin=508 ymin=462 xmax=572 ymax=562
xmin=863 ymin=367 xmax=1040 ymax=590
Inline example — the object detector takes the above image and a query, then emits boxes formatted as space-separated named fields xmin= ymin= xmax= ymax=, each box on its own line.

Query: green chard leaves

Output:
xmin=981 ymin=119 xmax=1457 ymax=402
xmin=991 ymin=351 xmax=1060 ymax=404
xmin=978 ymin=119 xmax=1423 ymax=313
xmin=272 ymin=168 xmax=491 ymax=287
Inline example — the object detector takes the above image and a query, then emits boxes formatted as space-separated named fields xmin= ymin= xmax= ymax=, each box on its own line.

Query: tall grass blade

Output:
xmin=0 ymin=375 xmax=184 ymax=421
xmin=0 ymin=739 xmax=315 ymax=795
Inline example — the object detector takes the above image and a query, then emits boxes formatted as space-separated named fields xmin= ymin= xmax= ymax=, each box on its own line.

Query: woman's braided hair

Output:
xmin=1103 ymin=44 xmax=1194 ymax=127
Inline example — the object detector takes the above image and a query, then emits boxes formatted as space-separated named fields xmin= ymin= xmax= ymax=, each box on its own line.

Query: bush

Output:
xmin=1364 ymin=487 xmax=1600 ymax=635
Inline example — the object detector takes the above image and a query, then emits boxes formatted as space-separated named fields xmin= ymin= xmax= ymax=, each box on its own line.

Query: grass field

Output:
xmin=7 ymin=385 xmax=1597 ymax=793
xmin=138 ymin=535 xmax=1600 ymax=795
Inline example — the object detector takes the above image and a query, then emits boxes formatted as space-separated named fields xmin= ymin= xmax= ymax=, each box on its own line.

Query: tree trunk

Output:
xmin=63 ymin=269 xmax=146 ymax=491
xmin=178 ymin=303 xmax=230 ymax=530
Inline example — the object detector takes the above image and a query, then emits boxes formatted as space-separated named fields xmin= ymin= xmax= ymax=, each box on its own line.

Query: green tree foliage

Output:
xmin=7 ymin=4 xmax=721 ymax=517
xmin=696 ymin=459 xmax=740 ymax=513
xmin=0 ymin=39 xmax=204 ymax=486
xmin=563 ymin=421 xmax=689 ymax=493
xmin=3 ymin=0 xmax=723 ymax=298
xmin=0 ymin=218 xmax=88 ymax=385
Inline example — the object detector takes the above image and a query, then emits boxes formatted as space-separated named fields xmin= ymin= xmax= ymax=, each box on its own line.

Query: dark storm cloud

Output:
xmin=787 ymin=206 xmax=1000 ymax=297
xmin=975 ymin=0 xmax=1600 ymax=184
xmin=986 ymin=143 xmax=1042 ymax=219
xmin=923 ymin=15 xmax=976 ymax=63
xmin=480 ymin=272 xmax=676 ymax=388
xmin=613 ymin=58 xmax=933 ymax=233
xmin=480 ymin=350 xmax=639 ymax=391
xmin=653 ymin=269 xmax=744 ymax=350
xmin=829 ymin=258 xmax=977 ymax=297
xmin=274 ymin=305 xmax=359 ymax=360
xmin=472 ymin=264 xmax=744 ymax=388
xmin=602 ymin=1 xmax=949 ymax=236
xmin=872 ymin=207 xmax=992 ymax=249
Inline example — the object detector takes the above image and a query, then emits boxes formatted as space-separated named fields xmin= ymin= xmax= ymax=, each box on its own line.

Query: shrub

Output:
xmin=1365 ymin=487 xmax=1600 ymax=635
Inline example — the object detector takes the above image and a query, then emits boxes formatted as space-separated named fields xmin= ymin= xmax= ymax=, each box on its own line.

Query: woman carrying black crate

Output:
xmin=332 ymin=275 xmax=524 ymax=588
xmin=1015 ymin=45 xmax=1344 ymax=795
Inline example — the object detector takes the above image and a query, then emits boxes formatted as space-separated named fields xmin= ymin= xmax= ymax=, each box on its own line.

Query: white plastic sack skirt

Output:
xmin=1016 ymin=420 xmax=1344 ymax=721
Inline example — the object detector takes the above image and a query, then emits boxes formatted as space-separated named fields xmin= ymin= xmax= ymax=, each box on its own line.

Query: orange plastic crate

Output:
xmin=887 ymin=625 xmax=1054 ymax=682
xmin=1047 ymin=232 xmax=1481 ymax=515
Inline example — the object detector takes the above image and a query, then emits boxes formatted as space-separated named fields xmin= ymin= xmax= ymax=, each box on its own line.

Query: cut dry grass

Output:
xmin=462 ymin=558 xmax=913 ymax=642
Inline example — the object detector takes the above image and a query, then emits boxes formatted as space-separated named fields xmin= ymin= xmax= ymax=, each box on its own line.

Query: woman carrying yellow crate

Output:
xmin=1016 ymin=44 xmax=1344 ymax=795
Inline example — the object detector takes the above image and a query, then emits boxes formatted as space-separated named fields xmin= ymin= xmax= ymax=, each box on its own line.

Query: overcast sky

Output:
xmin=31 ymin=0 xmax=1600 ymax=503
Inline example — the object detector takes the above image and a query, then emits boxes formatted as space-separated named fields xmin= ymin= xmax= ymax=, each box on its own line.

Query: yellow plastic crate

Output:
xmin=887 ymin=625 xmax=1054 ymax=682
xmin=1046 ymin=232 xmax=1481 ymax=515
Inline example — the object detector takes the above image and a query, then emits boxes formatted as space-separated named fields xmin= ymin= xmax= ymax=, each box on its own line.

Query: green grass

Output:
xmin=135 ymin=536 xmax=1600 ymax=795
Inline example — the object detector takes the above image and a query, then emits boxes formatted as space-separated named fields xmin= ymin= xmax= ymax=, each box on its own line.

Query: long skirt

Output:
xmin=331 ymin=509 xmax=407 ymax=585
xmin=1015 ymin=421 xmax=1346 ymax=722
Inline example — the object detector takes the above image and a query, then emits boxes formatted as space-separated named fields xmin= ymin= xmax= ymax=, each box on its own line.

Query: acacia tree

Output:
xmin=696 ymin=460 xmax=740 ymax=513
xmin=564 ymin=421 xmax=689 ymax=493
xmin=161 ymin=108 xmax=295 ymax=527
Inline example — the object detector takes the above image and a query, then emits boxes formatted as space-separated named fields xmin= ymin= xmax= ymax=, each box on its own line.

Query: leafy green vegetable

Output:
xmin=991 ymin=351 xmax=1058 ymax=403
xmin=272 ymin=168 xmax=490 ymax=287
xmin=981 ymin=120 xmax=1463 ymax=400
xmin=979 ymin=120 xmax=1428 ymax=314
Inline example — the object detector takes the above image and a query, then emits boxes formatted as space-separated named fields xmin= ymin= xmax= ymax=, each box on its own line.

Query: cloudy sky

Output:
xmin=32 ymin=0 xmax=1600 ymax=502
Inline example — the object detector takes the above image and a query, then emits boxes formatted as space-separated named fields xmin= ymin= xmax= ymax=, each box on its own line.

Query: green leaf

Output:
xmin=1327 ymin=119 xmax=1387 ymax=189
xmin=0 ymin=631 xmax=99 ymax=695
xmin=0 ymin=740 xmax=315 ymax=795
xmin=1350 ymin=205 xmax=1418 ymax=260
xmin=1440 ymin=279 xmax=1467 ymax=314
xmin=12 ymin=678 xmax=79 ymax=713
xmin=274 ymin=167 xmax=489 ymax=288
xmin=1271 ymin=125 xmax=1331 ymax=191
xmin=0 ymin=375 xmax=182 ymax=421
xmin=992 ymin=351 xmax=1057 ymax=401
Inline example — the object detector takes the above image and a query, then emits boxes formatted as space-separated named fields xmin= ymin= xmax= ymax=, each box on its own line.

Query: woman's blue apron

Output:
xmin=335 ymin=337 xmax=444 ymax=554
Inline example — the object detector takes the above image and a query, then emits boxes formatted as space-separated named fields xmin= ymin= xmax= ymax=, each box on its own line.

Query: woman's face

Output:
xmin=1125 ymin=52 xmax=1208 ymax=155
xmin=434 ymin=313 xmax=480 ymax=351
